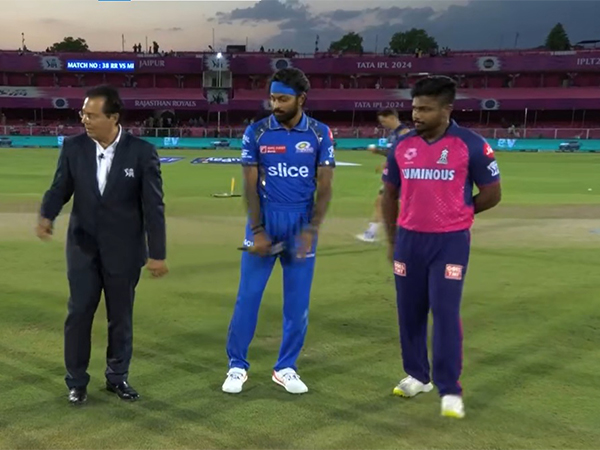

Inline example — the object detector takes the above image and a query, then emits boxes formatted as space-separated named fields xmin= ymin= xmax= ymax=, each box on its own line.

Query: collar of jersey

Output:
xmin=444 ymin=119 xmax=459 ymax=136
xmin=268 ymin=113 xmax=309 ymax=131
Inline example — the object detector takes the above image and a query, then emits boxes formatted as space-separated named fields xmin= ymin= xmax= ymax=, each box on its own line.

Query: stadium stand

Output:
xmin=1 ymin=48 xmax=600 ymax=139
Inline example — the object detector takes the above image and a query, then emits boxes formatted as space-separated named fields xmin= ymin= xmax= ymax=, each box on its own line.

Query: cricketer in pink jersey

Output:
xmin=381 ymin=76 xmax=501 ymax=419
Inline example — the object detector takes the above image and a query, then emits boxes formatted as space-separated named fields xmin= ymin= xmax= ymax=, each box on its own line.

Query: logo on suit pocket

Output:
xmin=394 ymin=261 xmax=406 ymax=276
xmin=124 ymin=168 xmax=135 ymax=178
xmin=445 ymin=264 xmax=463 ymax=280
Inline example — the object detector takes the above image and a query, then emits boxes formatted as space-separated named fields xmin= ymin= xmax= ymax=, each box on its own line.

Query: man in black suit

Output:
xmin=36 ymin=85 xmax=168 ymax=405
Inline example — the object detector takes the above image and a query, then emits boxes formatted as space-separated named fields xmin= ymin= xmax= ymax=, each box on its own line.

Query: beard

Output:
xmin=273 ymin=105 xmax=299 ymax=124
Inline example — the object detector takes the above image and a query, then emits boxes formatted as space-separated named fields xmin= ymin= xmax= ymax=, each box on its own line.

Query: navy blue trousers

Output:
xmin=393 ymin=227 xmax=470 ymax=396
xmin=226 ymin=203 xmax=317 ymax=372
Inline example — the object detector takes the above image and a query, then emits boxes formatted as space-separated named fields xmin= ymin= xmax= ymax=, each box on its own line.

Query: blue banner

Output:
xmin=66 ymin=60 xmax=135 ymax=72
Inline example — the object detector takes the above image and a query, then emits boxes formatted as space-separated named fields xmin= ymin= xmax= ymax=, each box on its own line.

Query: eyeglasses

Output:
xmin=79 ymin=111 xmax=102 ymax=121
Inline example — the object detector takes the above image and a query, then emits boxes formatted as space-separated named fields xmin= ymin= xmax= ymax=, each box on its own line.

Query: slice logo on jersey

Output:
xmin=295 ymin=141 xmax=314 ymax=153
xmin=487 ymin=161 xmax=500 ymax=176
xmin=484 ymin=142 xmax=495 ymax=158
xmin=437 ymin=149 xmax=449 ymax=165
xmin=267 ymin=163 xmax=310 ymax=178
xmin=260 ymin=145 xmax=286 ymax=154
xmin=394 ymin=261 xmax=406 ymax=276
xmin=445 ymin=264 xmax=463 ymax=280
xmin=404 ymin=148 xmax=418 ymax=160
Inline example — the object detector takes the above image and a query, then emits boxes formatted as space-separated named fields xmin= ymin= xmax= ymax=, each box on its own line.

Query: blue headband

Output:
xmin=270 ymin=81 xmax=297 ymax=96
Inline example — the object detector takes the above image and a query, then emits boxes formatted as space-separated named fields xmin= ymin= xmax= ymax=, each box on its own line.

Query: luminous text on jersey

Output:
xmin=267 ymin=163 xmax=310 ymax=178
xmin=402 ymin=168 xmax=456 ymax=181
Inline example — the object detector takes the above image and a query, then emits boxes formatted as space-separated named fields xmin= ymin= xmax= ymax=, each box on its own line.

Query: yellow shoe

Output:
xmin=441 ymin=395 xmax=465 ymax=419
xmin=392 ymin=376 xmax=434 ymax=398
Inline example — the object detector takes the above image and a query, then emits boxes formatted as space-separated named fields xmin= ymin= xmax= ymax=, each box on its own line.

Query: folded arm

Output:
xmin=474 ymin=182 xmax=501 ymax=214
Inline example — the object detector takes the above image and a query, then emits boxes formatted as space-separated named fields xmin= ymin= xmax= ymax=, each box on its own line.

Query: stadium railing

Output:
xmin=2 ymin=126 xmax=600 ymax=140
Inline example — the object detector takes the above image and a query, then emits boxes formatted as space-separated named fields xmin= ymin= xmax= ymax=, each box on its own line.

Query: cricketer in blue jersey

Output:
xmin=222 ymin=68 xmax=335 ymax=395
xmin=356 ymin=109 xmax=410 ymax=243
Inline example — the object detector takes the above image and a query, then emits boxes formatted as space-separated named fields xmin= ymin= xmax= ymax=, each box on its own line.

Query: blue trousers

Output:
xmin=393 ymin=227 xmax=470 ymax=396
xmin=226 ymin=204 xmax=317 ymax=372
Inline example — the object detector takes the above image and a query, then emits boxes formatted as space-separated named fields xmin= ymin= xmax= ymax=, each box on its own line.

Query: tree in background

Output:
xmin=49 ymin=37 xmax=90 ymax=52
xmin=389 ymin=28 xmax=438 ymax=54
xmin=329 ymin=32 xmax=363 ymax=53
xmin=544 ymin=23 xmax=571 ymax=51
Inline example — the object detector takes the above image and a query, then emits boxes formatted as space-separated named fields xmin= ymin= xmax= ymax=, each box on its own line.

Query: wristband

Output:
xmin=252 ymin=224 xmax=265 ymax=235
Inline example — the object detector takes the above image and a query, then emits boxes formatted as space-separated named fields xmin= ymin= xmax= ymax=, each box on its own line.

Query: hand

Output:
xmin=368 ymin=144 xmax=377 ymax=154
xmin=35 ymin=217 xmax=53 ymax=241
xmin=146 ymin=259 xmax=169 ymax=278
xmin=296 ymin=229 xmax=315 ymax=259
xmin=249 ymin=231 xmax=272 ymax=256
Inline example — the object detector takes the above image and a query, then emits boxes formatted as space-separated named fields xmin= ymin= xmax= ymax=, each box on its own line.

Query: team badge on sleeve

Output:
xmin=487 ymin=160 xmax=500 ymax=176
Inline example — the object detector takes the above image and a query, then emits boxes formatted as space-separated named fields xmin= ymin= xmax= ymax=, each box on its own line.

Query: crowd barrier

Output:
xmin=0 ymin=135 xmax=598 ymax=152
xmin=2 ymin=126 xmax=600 ymax=140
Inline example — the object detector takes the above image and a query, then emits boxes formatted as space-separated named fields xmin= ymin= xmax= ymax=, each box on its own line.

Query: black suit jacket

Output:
xmin=40 ymin=131 xmax=166 ymax=274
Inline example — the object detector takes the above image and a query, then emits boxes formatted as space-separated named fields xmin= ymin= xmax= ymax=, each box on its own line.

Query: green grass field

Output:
xmin=1 ymin=148 xmax=599 ymax=450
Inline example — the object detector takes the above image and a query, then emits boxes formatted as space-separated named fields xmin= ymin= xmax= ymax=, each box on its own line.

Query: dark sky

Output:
xmin=4 ymin=0 xmax=599 ymax=53
xmin=213 ymin=0 xmax=600 ymax=53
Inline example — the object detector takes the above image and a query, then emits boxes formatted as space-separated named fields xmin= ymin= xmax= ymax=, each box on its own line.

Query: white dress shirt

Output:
xmin=94 ymin=126 xmax=122 ymax=195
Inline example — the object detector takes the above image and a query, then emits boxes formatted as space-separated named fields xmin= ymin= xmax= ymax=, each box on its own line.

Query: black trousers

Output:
xmin=64 ymin=253 xmax=141 ymax=389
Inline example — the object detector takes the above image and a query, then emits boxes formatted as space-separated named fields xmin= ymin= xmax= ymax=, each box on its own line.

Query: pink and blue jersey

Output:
xmin=382 ymin=120 xmax=500 ymax=233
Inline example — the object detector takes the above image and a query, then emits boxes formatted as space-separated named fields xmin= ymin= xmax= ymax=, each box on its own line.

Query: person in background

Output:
xmin=356 ymin=109 xmax=410 ymax=243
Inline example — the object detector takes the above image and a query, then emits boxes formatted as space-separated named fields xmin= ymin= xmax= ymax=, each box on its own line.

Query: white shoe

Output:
xmin=222 ymin=368 xmax=248 ymax=394
xmin=355 ymin=232 xmax=377 ymax=243
xmin=272 ymin=368 xmax=308 ymax=394
xmin=392 ymin=375 xmax=434 ymax=398
xmin=441 ymin=395 xmax=465 ymax=419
